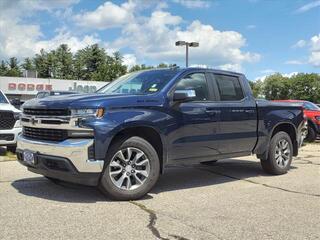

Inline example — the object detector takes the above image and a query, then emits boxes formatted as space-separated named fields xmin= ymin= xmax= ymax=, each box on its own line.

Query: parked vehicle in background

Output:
xmin=0 ymin=90 xmax=21 ymax=152
xmin=17 ymin=68 xmax=306 ymax=200
xmin=274 ymin=100 xmax=320 ymax=142
xmin=36 ymin=90 xmax=78 ymax=99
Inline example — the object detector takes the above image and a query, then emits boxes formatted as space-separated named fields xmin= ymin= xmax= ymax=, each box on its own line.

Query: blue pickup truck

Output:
xmin=17 ymin=68 xmax=307 ymax=200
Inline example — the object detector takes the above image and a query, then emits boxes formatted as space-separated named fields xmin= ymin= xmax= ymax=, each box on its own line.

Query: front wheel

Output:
xmin=260 ymin=131 xmax=293 ymax=175
xmin=99 ymin=136 xmax=160 ymax=201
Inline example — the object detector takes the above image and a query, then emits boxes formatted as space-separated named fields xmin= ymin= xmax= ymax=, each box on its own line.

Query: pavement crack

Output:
xmin=130 ymin=202 xmax=192 ymax=240
xmin=169 ymin=234 xmax=191 ymax=240
xmin=197 ymin=168 xmax=320 ymax=198
xmin=130 ymin=201 xmax=169 ymax=240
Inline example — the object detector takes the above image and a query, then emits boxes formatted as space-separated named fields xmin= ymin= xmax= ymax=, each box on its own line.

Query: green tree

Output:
xmin=290 ymin=73 xmax=320 ymax=102
xmin=129 ymin=64 xmax=154 ymax=72
xmin=249 ymin=80 xmax=264 ymax=98
xmin=6 ymin=57 xmax=21 ymax=77
xmin=74 ymin=44 xmax=107 ymax=80
xmin=262 ymin=73 xmax=291 ymax=100
xmin=92 ymin=52 xmax=127 ymax=81
xmin=21 ymin=57 xmax=34 ymax=71
xmin=54 ymin=44 xmax=73 ymax=79
xmin=0 ymin=60 xmax=8 ymax=76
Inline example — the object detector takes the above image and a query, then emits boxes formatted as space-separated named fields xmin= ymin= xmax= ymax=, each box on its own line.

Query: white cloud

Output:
xmin=108 ymin=11 xmax=260 ymax=69
xmin=35 ymin=30 xmax=100 ymax=53
xmin=0 ymin=0 xmax=98 ymax=59
xmin=290 ymin=34 xmax=320 ymax=67
xmin=73 ymin=1 xmax=135 ymax=29
xmin=0 ymin=0 xmax=260 ymax=72
xmin=292 ymin=40 xmax=306 ymax=48
xmin=308 ymin=34 xmax=320 ymax=67
xmin=122 ymin=54 xmax=137 ymax=68
xmin=173 ymin=0 xmax=211 ymax=8
xmin=296 ymin=0 xmax=320 ymax=13
xmin=255 ymin=72 xmax=298 ymax=81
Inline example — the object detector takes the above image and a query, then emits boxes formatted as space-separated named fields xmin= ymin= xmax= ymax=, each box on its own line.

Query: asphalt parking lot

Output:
xmin=0 ymin=143 xmax=319 ymax=240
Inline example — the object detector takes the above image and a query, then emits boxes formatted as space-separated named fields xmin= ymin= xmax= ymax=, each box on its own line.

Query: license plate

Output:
xmin=23 ymin=151 xmax=35 ymax=164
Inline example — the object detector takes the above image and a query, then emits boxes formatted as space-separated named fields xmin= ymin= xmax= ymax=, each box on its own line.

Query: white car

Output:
xmin=0 ymin=90 xmax=22 ymax=152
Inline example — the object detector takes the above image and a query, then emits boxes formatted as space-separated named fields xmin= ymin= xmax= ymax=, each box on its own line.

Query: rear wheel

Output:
xmin=306 ymin=126 xmax=317 ymax=142
xmin=99 ymin=136 xmax=160 ymax=200
xmin=260 ymin=131 xmax=293 ymax=175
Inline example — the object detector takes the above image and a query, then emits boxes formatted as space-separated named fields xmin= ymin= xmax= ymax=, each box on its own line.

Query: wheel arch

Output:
xmin=107 ymin=125 xmax=166 ymax=173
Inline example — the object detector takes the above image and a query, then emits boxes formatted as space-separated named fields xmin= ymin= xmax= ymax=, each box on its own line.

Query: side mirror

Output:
xmin=173 ymin=89 xmax=196 ymax=102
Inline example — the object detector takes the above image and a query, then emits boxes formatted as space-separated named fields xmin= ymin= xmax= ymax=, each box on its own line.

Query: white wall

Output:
xmin=0 ymin=76 xmax=108 ymax=100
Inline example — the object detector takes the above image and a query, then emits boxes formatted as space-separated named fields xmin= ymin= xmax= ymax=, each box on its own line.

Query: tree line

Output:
xmin=249 ymin=73 xmax=320 ymax=103
xmin=0 ymin=44 xmax=174 ymax=82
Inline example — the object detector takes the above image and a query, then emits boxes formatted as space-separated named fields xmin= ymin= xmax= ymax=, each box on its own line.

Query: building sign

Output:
xmin=0 ymin=77 xmax=108 ymax=96
xmin=8 ymin=83 xmax=53 ymax=91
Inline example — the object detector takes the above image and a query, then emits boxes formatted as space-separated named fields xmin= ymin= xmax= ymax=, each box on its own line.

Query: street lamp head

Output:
xmin=175 ymin=41 xmax=186 ymax=46
xmin=189 ymin=42 xmax=199 ymax=47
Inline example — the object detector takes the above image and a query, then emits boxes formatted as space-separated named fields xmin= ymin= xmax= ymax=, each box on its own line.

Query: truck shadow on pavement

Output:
xmin=11 ymin=159 xmax=298 ymax=203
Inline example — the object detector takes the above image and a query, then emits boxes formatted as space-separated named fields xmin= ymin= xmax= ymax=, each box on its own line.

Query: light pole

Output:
xmin=175 ymin=41 xmax=199 ymax=67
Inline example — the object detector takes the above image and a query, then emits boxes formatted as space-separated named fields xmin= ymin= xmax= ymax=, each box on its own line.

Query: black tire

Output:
xmin=200 ymin=160 xmax=218 ymax=165
xmin=260 ymin=131 xmax=293 ymax=175
xmin=6 ymin=145 xmax=16 ymax=153
xmin=99 ymin=136 xmax=160 ymax=201
xmin=306 ymin=126 xmax=317 ymax=142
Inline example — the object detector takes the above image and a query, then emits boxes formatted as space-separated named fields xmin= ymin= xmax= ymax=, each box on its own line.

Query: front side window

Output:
xmin=214 ymin=74 xmax=244 ymax=101
xmin=175 ymin=73 xmax=209 ymax=101
xmin=0 ymin=91 xmax=8 ymax=103
xmin=97 ymin=70 xmax=178 ymax=95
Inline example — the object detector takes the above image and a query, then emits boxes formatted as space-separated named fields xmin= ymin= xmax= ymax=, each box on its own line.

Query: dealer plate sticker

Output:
xmin=23 ymin=151 xmax=35 ymax=164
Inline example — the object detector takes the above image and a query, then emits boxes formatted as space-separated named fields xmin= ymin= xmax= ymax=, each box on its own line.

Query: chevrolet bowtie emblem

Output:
xmin=30 ymin=117 xmax=37 ymax=125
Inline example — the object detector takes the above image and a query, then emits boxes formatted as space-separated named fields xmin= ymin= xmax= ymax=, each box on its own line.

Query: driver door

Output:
xmin=168 ymin=72 xmax=221 ymax=162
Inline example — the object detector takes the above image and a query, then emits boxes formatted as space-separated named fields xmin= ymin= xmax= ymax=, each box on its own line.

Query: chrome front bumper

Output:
xmin=17 ymin=135 xmax=104 ymax=173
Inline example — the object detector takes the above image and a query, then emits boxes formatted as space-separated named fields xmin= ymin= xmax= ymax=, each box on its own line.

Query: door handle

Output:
xmin=205 ymin=109 xmax=221 ymax=115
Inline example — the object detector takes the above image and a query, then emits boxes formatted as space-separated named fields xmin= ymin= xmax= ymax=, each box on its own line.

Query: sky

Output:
xmin=0 ymin=0 xmax=319 ymax=80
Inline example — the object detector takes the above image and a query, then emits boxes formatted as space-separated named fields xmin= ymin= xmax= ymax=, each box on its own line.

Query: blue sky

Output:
xmin=0 ymin=0 xmax=319 ymax=80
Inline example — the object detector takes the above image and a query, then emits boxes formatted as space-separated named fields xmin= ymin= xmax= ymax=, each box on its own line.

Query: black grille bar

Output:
xmin=23 ymin=127 xmax=68 ymax=141
xmin=23 ymin=108 xmax=70 ymax=116
xmin=0 ymin=111 xmax=15 ymax=130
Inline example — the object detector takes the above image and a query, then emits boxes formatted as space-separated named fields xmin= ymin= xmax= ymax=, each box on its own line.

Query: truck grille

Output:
xmin=0 ymin=111 xmax=15 ymax=130
xmin=23 ymin=108 xmax=70 ymax=116
xmin=23 ymin=127 xmax=68 ymax=141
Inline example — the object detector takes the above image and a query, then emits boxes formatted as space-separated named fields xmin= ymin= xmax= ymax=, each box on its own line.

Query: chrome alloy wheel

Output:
xmin=275 ymin=139 xmax=291 ymax=168
xmin=108 ymin=147 xmax=150 ymax=190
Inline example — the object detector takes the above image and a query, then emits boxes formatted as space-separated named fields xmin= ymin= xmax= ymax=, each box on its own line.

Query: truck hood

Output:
xmin=22 ymin=93 xmax=163 ymax=109
xmin=0 ymin=103 xmax=21 ymax=113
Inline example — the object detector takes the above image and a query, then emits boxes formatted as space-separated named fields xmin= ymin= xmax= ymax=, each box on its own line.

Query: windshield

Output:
xmin=303 ymin=101 xmax=320 ymax=111
xmin=97 ymin=70 xmax=178 ymax=95
xmin=0 ymin=91 xmax=8 ymax=104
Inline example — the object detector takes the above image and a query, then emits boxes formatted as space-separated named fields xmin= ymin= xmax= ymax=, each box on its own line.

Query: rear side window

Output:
xmin=214 ymin=74 xmax=244 ymax=101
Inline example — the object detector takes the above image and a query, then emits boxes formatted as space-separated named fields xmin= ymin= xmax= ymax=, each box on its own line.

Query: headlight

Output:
xmin=315 ymin=116 xmax=320 ymax=121
xmin=71 ymin=108 xmax=104 ymax=118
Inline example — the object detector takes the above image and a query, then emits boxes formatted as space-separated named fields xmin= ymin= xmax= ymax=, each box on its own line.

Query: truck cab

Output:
xmin=17 ymin=68 xmax=306 ymax=200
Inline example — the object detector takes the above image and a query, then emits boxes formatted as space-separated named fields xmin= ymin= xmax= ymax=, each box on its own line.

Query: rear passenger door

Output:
xmin=208 ymin=73 xmax=257 ymax=154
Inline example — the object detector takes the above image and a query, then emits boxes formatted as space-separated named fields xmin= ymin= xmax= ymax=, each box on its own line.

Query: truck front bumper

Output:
xmin=0 ymin=127 xmax=22 ymax=146
xmin=16 ymin=135 xmax=104 ymax=186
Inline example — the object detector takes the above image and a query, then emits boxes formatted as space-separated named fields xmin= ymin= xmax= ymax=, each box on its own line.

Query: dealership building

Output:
xmin=0 ymin=76 xmax=108 ymax=102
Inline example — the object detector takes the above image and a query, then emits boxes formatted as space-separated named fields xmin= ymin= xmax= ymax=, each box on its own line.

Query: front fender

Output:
xmin=81 ymin=108 xmax=172 ymax=162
